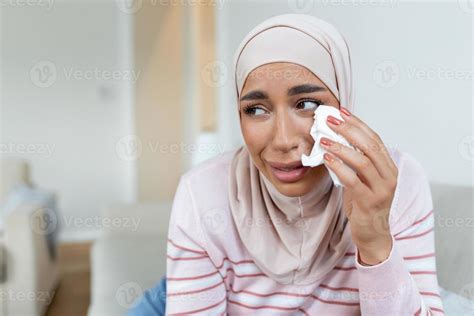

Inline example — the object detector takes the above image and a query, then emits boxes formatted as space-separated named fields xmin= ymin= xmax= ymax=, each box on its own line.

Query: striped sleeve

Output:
xmin=355 ymin=153 xmax=444 ymax=315
xmin=165 ymin=176 xmax=227 ymax=315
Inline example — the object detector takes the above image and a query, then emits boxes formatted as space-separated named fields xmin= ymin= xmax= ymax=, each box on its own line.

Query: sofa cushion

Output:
xmin=89 ymin=232 xmax=167 ymax=316
xmin=430 ymin=181 xmax=473 ymax=299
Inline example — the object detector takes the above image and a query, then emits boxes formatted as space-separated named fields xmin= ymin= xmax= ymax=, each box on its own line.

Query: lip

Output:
xmin=267 ymin=160 xmax=311 ymax=183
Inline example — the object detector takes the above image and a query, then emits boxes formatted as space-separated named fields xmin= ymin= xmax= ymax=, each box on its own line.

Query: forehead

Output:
xmin=241 ymin=62 xmax=323 ymax=93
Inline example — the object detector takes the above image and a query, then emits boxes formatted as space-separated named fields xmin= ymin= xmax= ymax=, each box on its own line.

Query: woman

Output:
xmin=133 ymin=13 xmax=444 ymax=315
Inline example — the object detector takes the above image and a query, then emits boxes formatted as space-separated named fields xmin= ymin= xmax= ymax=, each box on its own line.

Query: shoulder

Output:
xmin=175 ymin=148 xmax=239 ymax=214
xmin=171 ymin=149 xmax=242 ymax=259
xmin=180 ymin=148 xmax=238 ymax=189
xmin=386 ymin=146 xmax=433 ymax=232
xmin=169 ymin=148 xmax=239 ymax=234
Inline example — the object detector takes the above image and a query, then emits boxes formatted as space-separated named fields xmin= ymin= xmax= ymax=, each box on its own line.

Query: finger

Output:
xmin=320 ymin=137 xmax=382 ymax=191
xmin=327 ymin=113 xmax=396 ymax=180
xmin=341 ymin=111 xmax=397 ymax=175
xmin=323 ymin=152 xmax=370 ymax=197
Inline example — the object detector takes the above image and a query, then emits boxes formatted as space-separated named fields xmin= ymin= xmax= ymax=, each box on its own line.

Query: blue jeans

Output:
xmin=127 ymin=275 xmax=167 ymax=316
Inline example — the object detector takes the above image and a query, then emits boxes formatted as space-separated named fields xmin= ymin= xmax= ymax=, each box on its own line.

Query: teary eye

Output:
xmin=242 ymin=105 xmax=267 ymax=117
xmin=296 ymin=99 xmax=323 ymax=111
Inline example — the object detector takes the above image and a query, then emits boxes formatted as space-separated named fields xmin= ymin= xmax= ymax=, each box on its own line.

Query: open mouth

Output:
xmin=267 ymin=161 xmax=310 ymax=183
xmin=275 ymin=166 xmax=303 ymax=172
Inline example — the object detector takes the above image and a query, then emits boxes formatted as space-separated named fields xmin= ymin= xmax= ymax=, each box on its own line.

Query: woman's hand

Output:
xmin=320 ymin=106 xmax=399 ymax=265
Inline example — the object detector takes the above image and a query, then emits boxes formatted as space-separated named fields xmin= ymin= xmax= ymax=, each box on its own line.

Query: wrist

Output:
xmin=357 ymin=235 xmax=393 ymax=266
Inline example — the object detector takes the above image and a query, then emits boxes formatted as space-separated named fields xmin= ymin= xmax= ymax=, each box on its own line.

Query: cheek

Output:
xmin=301 ymin=116 xmax=314 ymax=133
xmin=240 ymin=118 xmax=270 ymax=152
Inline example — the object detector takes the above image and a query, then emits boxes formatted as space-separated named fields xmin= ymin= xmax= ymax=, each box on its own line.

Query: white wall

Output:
xmin=0 ymin=1 xmax=136 ymax=240
xmin=216 ymin=0 xmax=472 ymax=186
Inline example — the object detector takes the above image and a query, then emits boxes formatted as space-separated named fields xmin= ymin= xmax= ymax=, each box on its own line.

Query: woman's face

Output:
xmin=239 ymin=62 xmax=340 ymax=197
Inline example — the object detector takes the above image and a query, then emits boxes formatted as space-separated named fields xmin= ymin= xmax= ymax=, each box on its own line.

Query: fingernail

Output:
xmin=327 ymin=115 xmax=342 ymax=126
xmin=340 ymin=106 xmax=351 ymax=117
xmin=320 ymin=137 xmax=333 ymax=147
xmin=324 ymin=153 xmax=335 ymax=162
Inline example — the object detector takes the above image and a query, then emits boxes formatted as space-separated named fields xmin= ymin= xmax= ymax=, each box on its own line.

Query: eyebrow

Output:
xmin=288 ymin=84 xmax=326 ymax=96
xmin=239 ymin=84 xmax=326 ymax=101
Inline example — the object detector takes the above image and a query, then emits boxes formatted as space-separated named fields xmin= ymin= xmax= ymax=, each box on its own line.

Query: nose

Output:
xmin=271 ymin=110 xmax=299 ymax=153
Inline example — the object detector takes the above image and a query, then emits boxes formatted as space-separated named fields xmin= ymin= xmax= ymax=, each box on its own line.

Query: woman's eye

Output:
xmin=243 ymin=106 xmax=267 ymax=116
xmin=296 ymin=100 xmax=321 ymax=111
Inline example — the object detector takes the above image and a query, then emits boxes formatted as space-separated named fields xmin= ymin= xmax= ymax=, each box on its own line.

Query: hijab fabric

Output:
xmin=228 ymin=13 xmax=355 ymax=285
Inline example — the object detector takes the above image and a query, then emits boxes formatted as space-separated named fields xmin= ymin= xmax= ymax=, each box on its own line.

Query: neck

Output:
xmin=259 ymin=167 xmax=333 ymax=220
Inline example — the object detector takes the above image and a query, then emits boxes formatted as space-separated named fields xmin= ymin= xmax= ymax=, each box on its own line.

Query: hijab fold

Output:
xmin=228 ymin=14 xmax=355 ymax=286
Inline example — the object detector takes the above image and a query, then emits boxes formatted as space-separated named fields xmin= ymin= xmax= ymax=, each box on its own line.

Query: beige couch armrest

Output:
xmin=3 ymin=203 xmax=59 ymax=316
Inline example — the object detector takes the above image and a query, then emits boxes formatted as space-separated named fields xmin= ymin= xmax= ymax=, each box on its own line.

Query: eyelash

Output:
xmin=242 ymin=98 xmax=324 ymax=116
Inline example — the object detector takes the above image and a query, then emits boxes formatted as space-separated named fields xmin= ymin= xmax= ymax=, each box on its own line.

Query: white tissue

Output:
xmin=301 ymin=105 xmax=354 ymax=187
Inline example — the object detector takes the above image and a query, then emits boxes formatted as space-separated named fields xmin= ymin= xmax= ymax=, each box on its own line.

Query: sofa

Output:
xmin=0 ymin=158 xmax=60 ymax=316
xmin=88 ymin=182 xmax=473 ymax=316
xmin=88 ymin=202 xmax=172 ymax=316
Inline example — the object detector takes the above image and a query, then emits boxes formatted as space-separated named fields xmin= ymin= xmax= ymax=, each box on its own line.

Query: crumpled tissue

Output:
xmin=301 ymin=105 xmax=355 ymax=187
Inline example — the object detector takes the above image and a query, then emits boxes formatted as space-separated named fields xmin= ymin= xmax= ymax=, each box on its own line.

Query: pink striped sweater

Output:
xmin=165 ymin=147 xmax=444 ymax=315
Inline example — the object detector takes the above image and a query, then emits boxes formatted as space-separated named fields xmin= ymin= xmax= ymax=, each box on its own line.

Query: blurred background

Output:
xmin=0 ymin=0 xmax=472 ymax=315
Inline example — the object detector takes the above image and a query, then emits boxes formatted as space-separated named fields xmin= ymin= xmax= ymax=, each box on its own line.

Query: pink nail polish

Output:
xmin=327 ymin=115 xmax=342 ymax=126
xmin=340 ymin=106 xmax=351 ymax=117
xmin=320 ymin=137 xmax=333 ymax=147
xmin=324 ymin=153 xmax=335 ymax=162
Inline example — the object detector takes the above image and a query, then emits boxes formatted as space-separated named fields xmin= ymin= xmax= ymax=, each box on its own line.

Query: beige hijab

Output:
xmin=228 ymin=14 xmax=355 ymax=286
